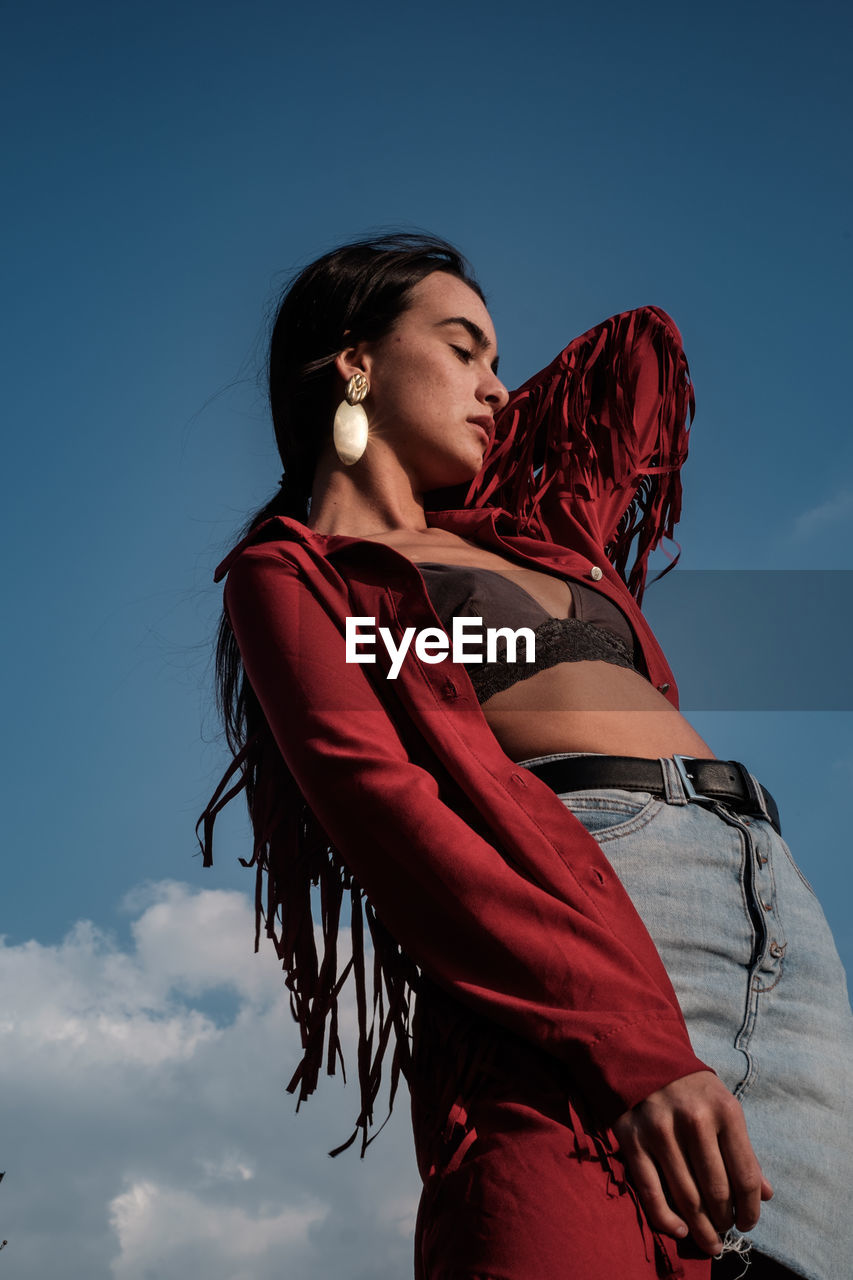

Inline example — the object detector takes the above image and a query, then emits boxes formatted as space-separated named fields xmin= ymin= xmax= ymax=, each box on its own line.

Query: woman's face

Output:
xmin=343 ymin=271 xmax=510 ymax=492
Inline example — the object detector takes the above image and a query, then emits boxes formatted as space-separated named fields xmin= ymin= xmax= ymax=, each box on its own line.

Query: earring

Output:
xmin=333 ymin=372 xmax=369 ymax=466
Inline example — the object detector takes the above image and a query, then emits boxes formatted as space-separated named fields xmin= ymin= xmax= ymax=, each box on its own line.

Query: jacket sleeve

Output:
xmin=467 ymin=306 xmax=695 ymax=601
xmin=223 ymin=540 xmax=710 ymax=1125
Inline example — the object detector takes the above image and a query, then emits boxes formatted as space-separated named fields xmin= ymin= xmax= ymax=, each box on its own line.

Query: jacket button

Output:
xmin=658 ymin=682 xmax=670 ymax=694
xmin=589 ymin=566 xmax=603 ymax=581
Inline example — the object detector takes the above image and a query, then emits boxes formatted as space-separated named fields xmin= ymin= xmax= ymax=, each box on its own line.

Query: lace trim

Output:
xmin=468 ymin=616 xmax=637 ymax=703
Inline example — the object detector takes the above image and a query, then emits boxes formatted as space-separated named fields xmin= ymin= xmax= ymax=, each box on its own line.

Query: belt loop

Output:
xmin=659 ymin=756 xmax=689 ymax=806
xmin=732 ymin=760 xmax=778 ymax=831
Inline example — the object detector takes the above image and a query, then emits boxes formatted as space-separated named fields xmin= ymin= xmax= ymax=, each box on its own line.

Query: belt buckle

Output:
xmin=672 ymin=754 xmax=701 ymax=800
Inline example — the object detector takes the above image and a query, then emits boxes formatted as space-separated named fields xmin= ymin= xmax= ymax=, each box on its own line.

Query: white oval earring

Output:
xmin=333 ymin=373 xmax=369 ymax=466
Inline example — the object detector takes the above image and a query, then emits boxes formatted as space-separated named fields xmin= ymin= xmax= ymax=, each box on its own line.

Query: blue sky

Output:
xmin=2 ymin=1 xmax=852 ymax=1275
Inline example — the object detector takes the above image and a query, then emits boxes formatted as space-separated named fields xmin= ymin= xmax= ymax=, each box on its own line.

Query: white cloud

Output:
xmin=108 ymin=1180 xmax=329 ymax=1280
xmin=791 ymin=487 xmax=853 ymax=541
xmin=0 ymin=882 xmax=420 ymax=1280
xmin=197 ymin=1154 xmax=256 ymax=1182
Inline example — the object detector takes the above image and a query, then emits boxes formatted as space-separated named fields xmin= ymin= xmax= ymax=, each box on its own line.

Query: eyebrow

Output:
xmin=435 ymin=316 xmax=500 ymax=372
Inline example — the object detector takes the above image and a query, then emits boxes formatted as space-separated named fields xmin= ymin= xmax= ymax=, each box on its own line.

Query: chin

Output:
xmin=428 ymin=462 xmax=481 ymax=492
xmin=415 ymin=445 xmax=484 ymax=495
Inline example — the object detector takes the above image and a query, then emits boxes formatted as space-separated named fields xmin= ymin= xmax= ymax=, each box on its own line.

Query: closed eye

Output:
xmin=451 ymin=344 xmax=475 ymax=363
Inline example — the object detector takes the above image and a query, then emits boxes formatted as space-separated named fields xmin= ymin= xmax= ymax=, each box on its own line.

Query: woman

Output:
xmin=198 ymin=234 xmax=853 ymax=1280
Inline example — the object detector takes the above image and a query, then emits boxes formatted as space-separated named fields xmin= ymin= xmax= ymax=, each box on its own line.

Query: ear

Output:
xmin=334 ymin=337 xmax=373 ymax=387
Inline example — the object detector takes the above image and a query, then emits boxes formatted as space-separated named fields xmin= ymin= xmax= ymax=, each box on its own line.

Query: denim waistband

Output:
xmin=516 ymin=752 xmax=781 ymax=834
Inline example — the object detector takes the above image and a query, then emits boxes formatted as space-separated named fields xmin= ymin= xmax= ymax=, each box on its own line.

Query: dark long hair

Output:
xmin=214 ymin=232 xmax=484 ymax=763
xmin=199 ymin=234 xmax=486 ymax=1154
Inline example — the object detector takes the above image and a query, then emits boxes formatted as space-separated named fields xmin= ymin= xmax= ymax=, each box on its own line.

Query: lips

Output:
xmin=468 ymin=416 xmax=494 ymax=447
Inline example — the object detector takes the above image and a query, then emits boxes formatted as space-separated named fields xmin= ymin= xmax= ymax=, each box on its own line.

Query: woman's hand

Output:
xmin=612 ymin=1071 xmax=773 ymax=1256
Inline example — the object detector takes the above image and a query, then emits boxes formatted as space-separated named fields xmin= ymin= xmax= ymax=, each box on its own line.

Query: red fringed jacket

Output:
xmin=197 ymin=305 xmax=710 ymax=1164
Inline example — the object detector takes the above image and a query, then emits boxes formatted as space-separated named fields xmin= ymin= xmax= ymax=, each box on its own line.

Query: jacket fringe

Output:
xmin=411 ymin=982 xmax=689 ymax=1277
xmin=466 ymin=306 xmax=695 ymax=605
xmin=566 ymin=1096 xmax=687 ymax=1276
xmin=196 ymin=732 xmax=419 ymax=1158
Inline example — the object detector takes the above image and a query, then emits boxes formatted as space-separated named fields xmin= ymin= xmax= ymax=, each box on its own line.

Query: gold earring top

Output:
xmin=345 ymin=372 xmax=369 ymax=406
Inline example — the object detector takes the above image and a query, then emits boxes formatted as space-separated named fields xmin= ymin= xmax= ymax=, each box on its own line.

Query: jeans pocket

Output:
xmin=777 ymin=834 xmax=818 ymax=897
xmin=557 ymin=789 xmax=662 ymax=842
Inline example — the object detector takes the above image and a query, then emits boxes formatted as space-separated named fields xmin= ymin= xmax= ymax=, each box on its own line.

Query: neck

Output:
xmin=307 ymin=445 xmax=432 ymax=536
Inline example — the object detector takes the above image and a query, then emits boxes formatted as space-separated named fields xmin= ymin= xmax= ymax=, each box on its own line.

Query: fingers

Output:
xmin=617 ymin=1141 xmax=689 ymax=1241
xmin=632 ymin=1114 xmax=730 ymax=1254
xmin=679 ymin=1114 xmax=738 ymax=1243
xmin=717 ymin=1109 xmax=772 ymax=1232
xmin=618 ymin=1122 xmax=720 ymax=1255
xmin=613 ymin=1072 xmax=773 ymax=1257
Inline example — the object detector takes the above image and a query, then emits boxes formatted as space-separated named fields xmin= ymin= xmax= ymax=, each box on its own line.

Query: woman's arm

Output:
xmin=226 ymin=539 xmax=773 ymax=1252
xmin=222 ymin=539 xmax=709 ymax=1126
xmin=468 ymin=306 xmax=694 ymax=600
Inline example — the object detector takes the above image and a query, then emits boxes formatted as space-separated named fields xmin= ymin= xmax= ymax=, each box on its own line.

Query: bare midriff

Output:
xmin=478 ymin=665 xmax=714 ymax=762
xmin=351 ymin=528 xmax=715 ymax=764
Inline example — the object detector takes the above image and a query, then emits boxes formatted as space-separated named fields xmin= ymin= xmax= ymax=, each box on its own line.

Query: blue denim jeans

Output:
xmin=518 ymin=753 xmax=853 ymax=1280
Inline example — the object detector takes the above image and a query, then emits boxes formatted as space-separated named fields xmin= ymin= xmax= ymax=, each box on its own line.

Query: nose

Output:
xmin=482 ymin=369 xmax=510 ymax=412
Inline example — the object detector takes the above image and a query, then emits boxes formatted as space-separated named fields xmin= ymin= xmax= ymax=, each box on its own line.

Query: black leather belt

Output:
xmin=523 ymin=754 xmax=782 ymax=836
